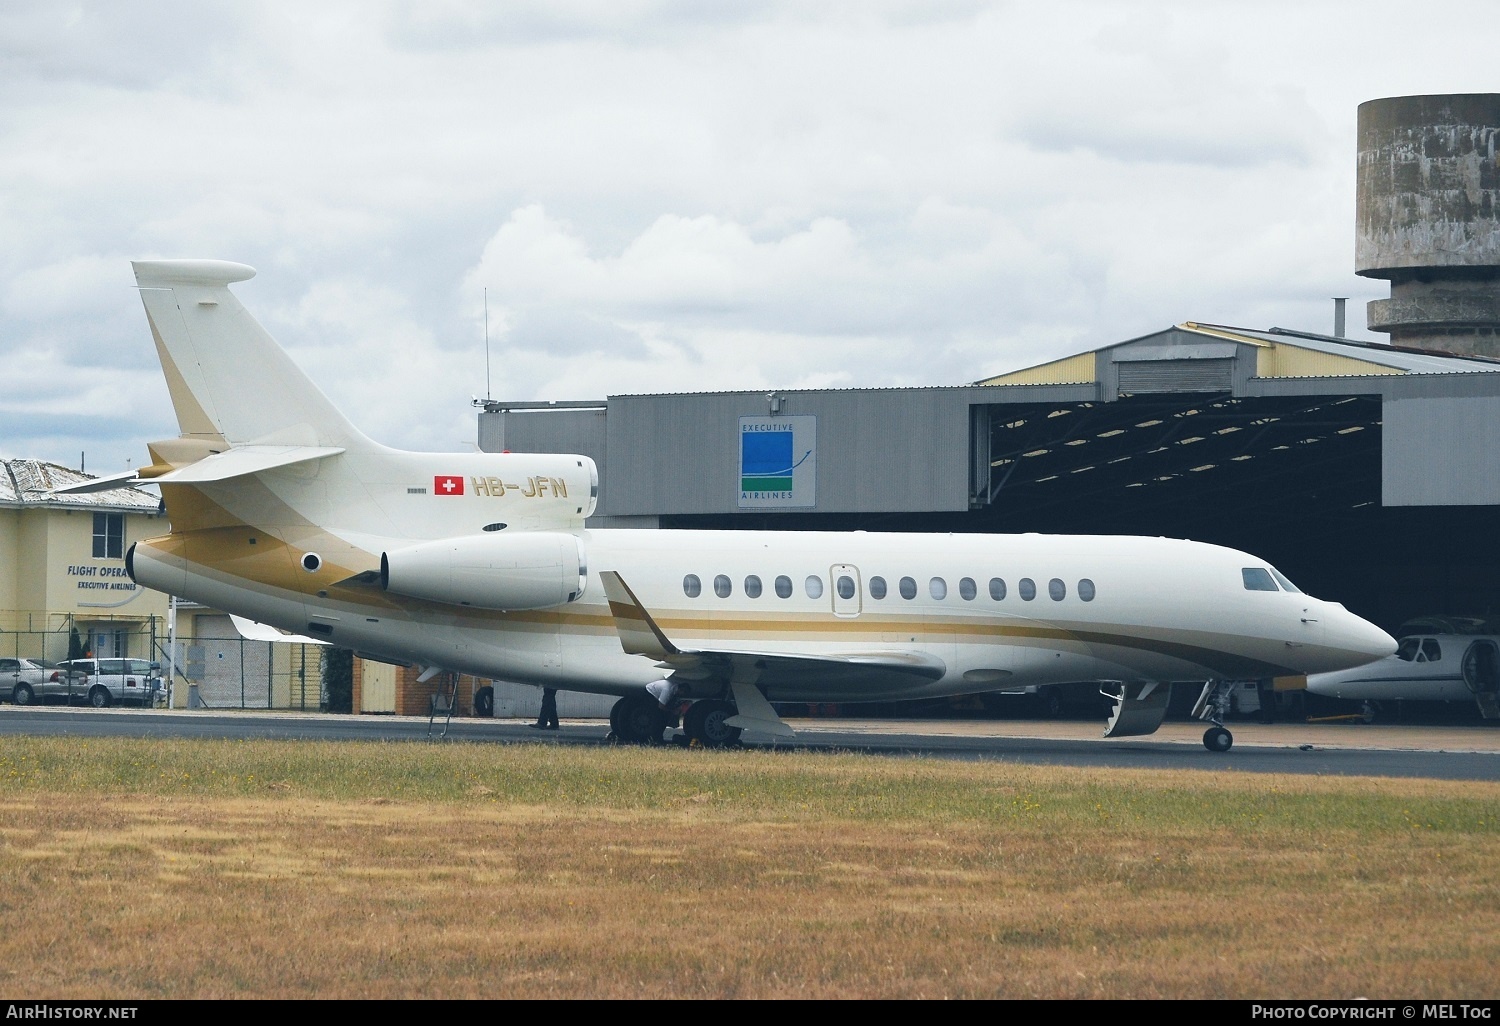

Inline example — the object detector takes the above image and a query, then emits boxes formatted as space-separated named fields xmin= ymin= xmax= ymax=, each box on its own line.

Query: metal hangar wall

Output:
xmin=478 ymin=322 xmax=1500 ymax=634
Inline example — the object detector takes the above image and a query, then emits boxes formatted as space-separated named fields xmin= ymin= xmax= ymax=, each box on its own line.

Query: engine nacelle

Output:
xmin=380 ymin=532 xmax=586 ymax=610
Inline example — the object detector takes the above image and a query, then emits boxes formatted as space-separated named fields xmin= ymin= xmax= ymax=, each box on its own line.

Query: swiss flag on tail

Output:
xmin=434 ymin=475 xmax=464 ymax=496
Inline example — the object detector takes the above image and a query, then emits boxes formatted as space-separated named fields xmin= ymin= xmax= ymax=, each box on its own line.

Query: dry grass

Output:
xmin=0 ymin=735 xmax=1496 ymax=999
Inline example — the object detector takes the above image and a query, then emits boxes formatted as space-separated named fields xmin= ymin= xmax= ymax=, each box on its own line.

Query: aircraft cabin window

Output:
xmin=683 ymin=574 xmax=702 ymax=598
xmin=899 ymin=576 xmax=917 ymax=600
xmin=1019 ymin=578 xmax=1036 ymax=601
xmin=745 ymin=575 xmax=763 ymax=599
xmin=837 ymin=575 xmax=856 ymax=600
xmin=805 ymin=575 xmax=824 ymax=599
xmin=989 ymin=578 xmax=1006 ymax=601
xmin=1078 ymin=579 xmax=1096 ymax=602
xmin=869 ymin=576 xmax=887 ymax=599
xmin=1396 ymin=638 xmax=1419 ymax=661
xmin=1270 ymin=567 xmax=1302 ymax=594
xmin=959 ymin=577 xmax=977 ymax=601
xmin=775 ymin=575 xmax=793 ymax=599
xmin=1422 ymin=638 xmax=1442 ymax=662
xmin=929 ymin=577 xmax=947 ymax=600
xmin=714 ymin=575 xmax=732 ymax=598
xmin=1049 ymin=578 xmax=1066 ymax=601
xmin=1241 ymin=568 xmax=1279 ymax=592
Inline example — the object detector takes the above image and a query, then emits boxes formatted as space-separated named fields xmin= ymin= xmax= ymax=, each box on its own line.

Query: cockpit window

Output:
xmin=1241 ymin=568 xmax=1278 ymax=592
xmin=1396 ymin=637 xmax=1419 ymax=661
xmin=1421 ymin=638 xmax=1442 ymax=662
xmin=1269 ymin=567 xmax=1302 ymax=594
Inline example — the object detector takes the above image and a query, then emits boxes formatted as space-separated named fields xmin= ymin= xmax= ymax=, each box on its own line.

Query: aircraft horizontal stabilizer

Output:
xmin=50 ymin=445 xmax=345 ymax=495
xmin=49 ymin=470 xmax=143 ymax=495
xmin=149 ymin=444 xmax=345 ymax=484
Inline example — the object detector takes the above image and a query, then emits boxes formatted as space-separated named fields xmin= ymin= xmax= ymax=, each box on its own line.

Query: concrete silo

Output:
xmin=1357 ymin=93 xmax=1500 ymax=356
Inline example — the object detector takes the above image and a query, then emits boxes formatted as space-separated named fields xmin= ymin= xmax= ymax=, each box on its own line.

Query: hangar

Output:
xmin=478 ymin=321 xmax=1500 ymax=637
xmin=479 ymin=92 xmax=1500 ymax=648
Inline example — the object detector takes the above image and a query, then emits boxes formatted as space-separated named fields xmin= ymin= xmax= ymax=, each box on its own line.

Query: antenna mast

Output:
xmin=472 ymin=288 xmax=493 ymax=411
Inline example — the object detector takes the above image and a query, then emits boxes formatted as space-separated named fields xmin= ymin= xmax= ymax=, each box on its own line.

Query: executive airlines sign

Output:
xmin=739 ymin=416 xmax=816 ymax=509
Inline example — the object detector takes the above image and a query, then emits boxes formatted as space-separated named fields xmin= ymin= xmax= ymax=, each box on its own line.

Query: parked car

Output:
xmin=0 ymin=657 xmax=66 ymax=705
xmin=52 ymin=658 xmax=164 ymax=708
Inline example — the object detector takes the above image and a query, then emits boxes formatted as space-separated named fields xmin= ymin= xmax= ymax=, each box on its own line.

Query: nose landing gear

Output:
xmin=1191 ymin=680 xmax=1235 ymax=752
xmin=1203 ymin=725 xmax=1233 ymax=752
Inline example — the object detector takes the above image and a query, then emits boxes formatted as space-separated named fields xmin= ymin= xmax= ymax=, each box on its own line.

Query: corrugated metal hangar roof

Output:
xmin=976 ymin=322 xmax=1500 ymax=387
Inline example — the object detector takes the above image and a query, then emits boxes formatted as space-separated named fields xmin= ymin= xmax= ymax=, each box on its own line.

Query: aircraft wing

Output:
xmin=598 ymin=570 xmax=947 ymax=698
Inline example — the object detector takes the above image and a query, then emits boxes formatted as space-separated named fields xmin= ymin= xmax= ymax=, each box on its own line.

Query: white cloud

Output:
xmin=0 ymin=0 xmax=1496 ymax=471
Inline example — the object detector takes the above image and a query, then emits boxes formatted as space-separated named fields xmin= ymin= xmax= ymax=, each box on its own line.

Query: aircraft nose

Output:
xmin=1330 ymin=608 xmax=1397 ymax=664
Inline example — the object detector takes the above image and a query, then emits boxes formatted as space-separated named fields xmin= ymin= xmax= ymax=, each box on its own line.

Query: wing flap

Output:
xmin=725 ymin=679 xmax=796 ymax=737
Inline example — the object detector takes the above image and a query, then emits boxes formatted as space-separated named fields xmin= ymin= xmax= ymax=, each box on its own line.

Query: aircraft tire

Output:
xmin=12 ymin=683 xmax=33 ymax=706
xmin=613 ymin=693 xmax=664 ymax=745
xmin=1203 ymin=726 xmax=1232 ymax=752
xmin=473 ymin=686 xmax=494 ymax=718
xmin=684 ymin=699 xmax=742 ymax=748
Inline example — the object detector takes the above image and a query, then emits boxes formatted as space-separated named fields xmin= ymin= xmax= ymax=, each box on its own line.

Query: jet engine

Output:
xmin=380 ymin=532 xmax=586 ymax=610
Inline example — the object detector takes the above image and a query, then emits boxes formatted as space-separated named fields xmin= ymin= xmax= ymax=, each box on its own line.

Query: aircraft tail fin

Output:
xmin=131 ymin=260 xmax=375 ymax=451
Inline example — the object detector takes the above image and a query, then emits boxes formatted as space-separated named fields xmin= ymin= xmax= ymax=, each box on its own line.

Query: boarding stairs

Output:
xmin=427 ymin=672 xmax=459 ymax=739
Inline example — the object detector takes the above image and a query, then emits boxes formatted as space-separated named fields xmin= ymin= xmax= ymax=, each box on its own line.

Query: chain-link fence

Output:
xmin=170 ymin=630 xmax=324 ymax=710
xmin=1 ymin=617 xmax=329 ymax=711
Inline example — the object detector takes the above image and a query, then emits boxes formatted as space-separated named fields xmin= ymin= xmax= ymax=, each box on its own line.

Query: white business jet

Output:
xmin=63 ymin=260 xmax=1396 ymax=751
xmin=1306 ymin=625 xmax=1500 ymax=722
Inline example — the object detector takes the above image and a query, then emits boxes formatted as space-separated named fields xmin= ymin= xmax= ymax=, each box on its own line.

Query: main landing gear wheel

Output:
xmin=683 ymin=699 xmax=742 ymax=748
xmin=1203 ymin=726 xmax=1233 ymax=752
xmin=610 ymin=693 xmax=665 ymax=745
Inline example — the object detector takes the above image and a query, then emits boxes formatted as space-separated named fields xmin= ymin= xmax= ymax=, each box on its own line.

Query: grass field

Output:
xmin=0 ymin=734 xmax=1497 ymax=999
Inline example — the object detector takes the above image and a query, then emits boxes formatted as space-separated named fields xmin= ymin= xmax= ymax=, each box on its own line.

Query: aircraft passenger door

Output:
xmin=830 ymin=565 xmax=861 ymax=618
xmin=1461 ymin=640 xmax=1500 ymax=719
